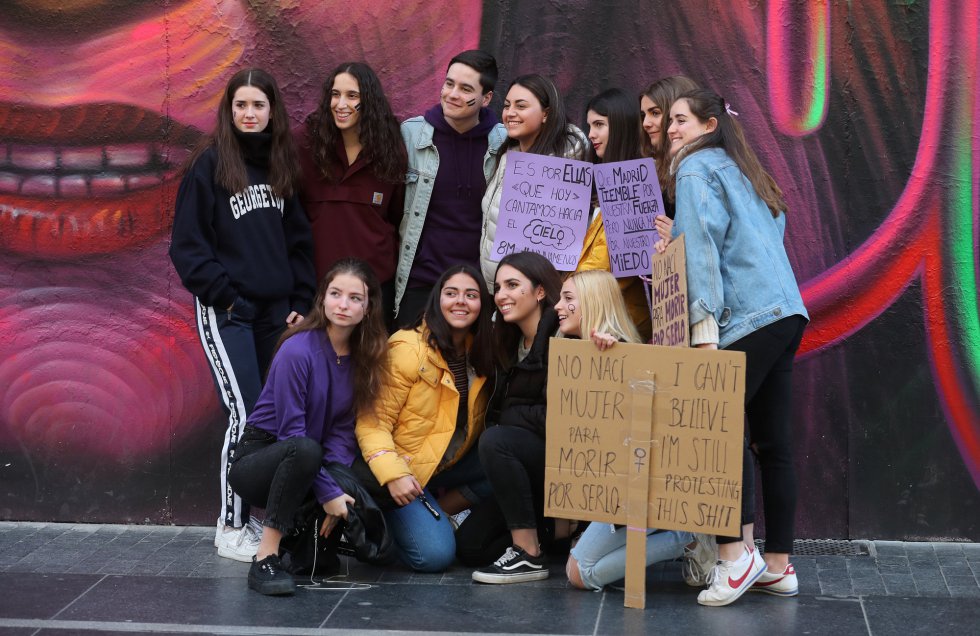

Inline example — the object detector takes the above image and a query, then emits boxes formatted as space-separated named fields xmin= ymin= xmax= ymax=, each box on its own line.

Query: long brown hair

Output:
xmin=640 ymin=76 xmax=699 ymax=201
xmin=671 ymin=88 xmax=786 ymax=216
xmin=305 ymin=62 xmax=407 ymax=184
xmin=186 ymin=68 xmax=300 ymax=198
xmin=281 ymin=258 xmax=389 ymax=414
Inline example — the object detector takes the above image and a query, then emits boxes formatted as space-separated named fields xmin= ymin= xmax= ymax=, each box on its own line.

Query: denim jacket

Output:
xmin=671 ymin=147 xmax=808 ymax=348
xmin=394 ymin=116 xmax=507 ymax=314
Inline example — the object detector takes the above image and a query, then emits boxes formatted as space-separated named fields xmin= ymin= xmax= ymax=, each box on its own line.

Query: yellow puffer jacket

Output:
xmin=356 ymin=326 xmax=490 ymax=488
xmin=574 ymin=210 xmax=653 ymax=341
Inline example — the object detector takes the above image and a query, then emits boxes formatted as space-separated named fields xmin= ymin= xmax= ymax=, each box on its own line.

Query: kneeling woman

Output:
xmin=556 ymin=270 xmax=692 ymax=591
xmin=228 ymin=258 xmax=389 ymax=595
xmin=355 ymin=264 xmax=496 ymax=572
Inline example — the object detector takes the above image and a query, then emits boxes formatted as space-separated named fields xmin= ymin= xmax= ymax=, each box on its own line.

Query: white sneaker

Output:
xmin=214 ymin=519 xmax=261 ymax=562
xmin=450 ymin=509 xmax=472 ymax=531
xmin=751 ymin=563 xmax=799 ymax=596
xmin=213 ymin=517 xmax=263 ymax=546
xmin=682 ymin=533 xmax=718 ymax=586
xmin=697 ymin=546 xmax=766 ymax=607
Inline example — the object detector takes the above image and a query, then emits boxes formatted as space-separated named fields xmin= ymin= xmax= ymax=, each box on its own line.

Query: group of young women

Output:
xmin=169 ymin=58 xmax=808 ymax=608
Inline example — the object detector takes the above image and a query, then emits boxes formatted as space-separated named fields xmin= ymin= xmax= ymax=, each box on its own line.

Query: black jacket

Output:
xmin=486 ymin=307 xmax=559 ymax=439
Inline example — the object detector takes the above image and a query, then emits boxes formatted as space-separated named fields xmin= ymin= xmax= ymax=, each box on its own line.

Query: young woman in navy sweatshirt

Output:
xmin=169 ymin=68 xmax=316 ymax=563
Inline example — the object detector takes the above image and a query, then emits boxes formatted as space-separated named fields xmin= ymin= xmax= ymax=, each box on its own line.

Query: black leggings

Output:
xmin=455 ymin=425 xmax=550 ymax=565
xmin=227 ymin=427 xmax=322 ymax=533
xmin=716 ymin=315 xmax=806 ymax=554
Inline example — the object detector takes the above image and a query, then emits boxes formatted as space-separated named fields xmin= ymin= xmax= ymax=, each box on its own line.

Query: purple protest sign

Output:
xmin=593 ymin=158 xmax=663 ymax=277
xmin=491 ymin=151 xmax=593 ymax=271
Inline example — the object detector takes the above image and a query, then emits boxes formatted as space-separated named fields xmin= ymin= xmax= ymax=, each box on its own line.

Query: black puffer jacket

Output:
xmin=485 ymin=307 xmax=559 ymax=439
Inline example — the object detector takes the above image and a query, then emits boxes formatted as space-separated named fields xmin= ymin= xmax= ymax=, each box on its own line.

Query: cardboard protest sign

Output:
xmin=491 ymin=151 xmax=593 ymax=271
xmin=649 ymin=234 xmax=689 ymax=347
xmin=593 ymin=158 xmax=664 ymax=277
xmin=545 ymin=338 xmax=745 ymax=608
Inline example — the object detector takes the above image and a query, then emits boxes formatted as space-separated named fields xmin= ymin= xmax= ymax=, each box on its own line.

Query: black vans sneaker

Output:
xmin=248 ymin=554 xmax=296 ymax=596
xmin=472 ymin=546 xmax=549 ymax=584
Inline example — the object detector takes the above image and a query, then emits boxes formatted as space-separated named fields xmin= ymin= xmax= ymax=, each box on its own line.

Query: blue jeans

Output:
xmin=385 ymin=448 xmax=488 ymax=573
xmin=385 ymin=488 xmax=455 ymax=572
xmin=570 ymin=524 xmax=691 ymax=591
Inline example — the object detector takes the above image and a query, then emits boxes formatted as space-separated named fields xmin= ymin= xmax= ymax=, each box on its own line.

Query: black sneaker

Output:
xmin=472 ymin=546 xmax=549 ymax=584
xmin=248 ymin=554 xmax=296 ymax=596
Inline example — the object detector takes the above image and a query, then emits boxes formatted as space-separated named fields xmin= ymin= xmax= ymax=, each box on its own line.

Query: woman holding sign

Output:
xmin=461 ymin=252 xmax=563 ymax=584
xmin=478 ymin=74 xmax=588 ymax=292
xmin=665 ymin=88 xmax=808 ymax=606
xmin=553 ymin=270 xmax=693 ymax=591
xmin=580 ymin=88 xmax=655 ymax=340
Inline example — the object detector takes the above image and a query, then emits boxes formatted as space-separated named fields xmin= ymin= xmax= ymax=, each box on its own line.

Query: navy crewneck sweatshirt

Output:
xmin=408 ymin=105 xmax=498 ymax=288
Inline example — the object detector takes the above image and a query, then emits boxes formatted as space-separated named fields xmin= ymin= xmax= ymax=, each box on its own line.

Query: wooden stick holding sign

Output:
xmin=545 ymin=338 xmax=745 ymax=608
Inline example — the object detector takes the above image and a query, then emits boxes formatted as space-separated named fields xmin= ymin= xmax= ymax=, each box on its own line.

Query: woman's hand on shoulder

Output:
xmin=387 ymin=474 xmax=422 ymax=507
xmin=285 ymin=311 xmax=304 ymax=327
xmin=590 ymin=330 xmax=618 ymax=352
xmin=320 ymin=493 xmax=355 ymax=536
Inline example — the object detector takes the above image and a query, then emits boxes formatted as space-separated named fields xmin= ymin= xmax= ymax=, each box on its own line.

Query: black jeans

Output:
xmin=227 ymin=427 xmax=323 ymax=533
xmin=716 ymin=315 xmax=807 ymax=553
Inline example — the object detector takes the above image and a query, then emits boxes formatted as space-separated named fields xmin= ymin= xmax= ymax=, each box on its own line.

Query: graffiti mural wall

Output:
xmin=0 ymin=1 xmax=976 ymax=540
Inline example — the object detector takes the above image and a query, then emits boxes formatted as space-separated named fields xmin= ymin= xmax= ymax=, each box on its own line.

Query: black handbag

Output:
xmin=278 ymin=461 xmax=397 ymax=573
xmin=324 ymin=461 xmax=397 ymax=565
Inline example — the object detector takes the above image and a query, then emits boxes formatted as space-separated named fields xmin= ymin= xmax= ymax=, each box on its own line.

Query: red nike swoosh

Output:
xmin=754 ymin=577 xmax=785 ymax=587
xmin=728 ymin=558 xmax=756 ymax=588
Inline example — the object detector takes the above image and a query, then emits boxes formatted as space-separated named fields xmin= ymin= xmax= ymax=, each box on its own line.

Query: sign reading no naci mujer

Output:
xmin=593 ymin=158 xmax=663 ymax=277
xmin=491 ymin=151 xmax=593 ymax=271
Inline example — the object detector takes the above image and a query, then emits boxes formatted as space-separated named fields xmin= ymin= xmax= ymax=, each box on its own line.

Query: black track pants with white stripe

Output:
xmin=194 ymin=297 xmax=288 ymax=528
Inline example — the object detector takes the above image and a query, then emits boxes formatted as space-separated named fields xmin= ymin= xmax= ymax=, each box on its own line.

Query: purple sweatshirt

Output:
xmin=248 ymin=329 xmax=356 ymax=502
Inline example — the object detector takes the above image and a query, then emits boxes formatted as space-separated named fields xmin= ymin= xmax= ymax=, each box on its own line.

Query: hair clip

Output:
xmin=724 ymin=102 xmax=739 ymax=117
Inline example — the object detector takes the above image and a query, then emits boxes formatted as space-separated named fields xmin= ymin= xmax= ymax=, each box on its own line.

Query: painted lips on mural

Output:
xmin=0 ymin=0 xmax=481 ymax=459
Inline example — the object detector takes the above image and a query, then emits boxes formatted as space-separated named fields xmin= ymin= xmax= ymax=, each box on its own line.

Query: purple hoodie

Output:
xmin=407 ymin=104 xmax=499 ymax=288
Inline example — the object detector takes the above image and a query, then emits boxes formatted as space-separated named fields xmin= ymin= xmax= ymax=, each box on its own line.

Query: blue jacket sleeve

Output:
xmin=169 ymin=152 xmax=237 ymax=309
xmin=672 ymin=172 xmax=729 ymax=328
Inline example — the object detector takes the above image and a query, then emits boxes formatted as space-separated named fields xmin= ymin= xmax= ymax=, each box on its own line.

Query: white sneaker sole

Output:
xmin=471 ymin=569 xmax=549 ymax=584
xmin=217 ymin=544 xmax=258 ymax=563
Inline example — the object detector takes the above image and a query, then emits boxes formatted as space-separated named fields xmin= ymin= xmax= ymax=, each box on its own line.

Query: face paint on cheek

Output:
xmin=567 ymin=304 xmax=575 ymax=313
xmin=354 ymin=103 xmax=361 ymax=111
xmin=465 ymin=98 xmax=477 ymax=107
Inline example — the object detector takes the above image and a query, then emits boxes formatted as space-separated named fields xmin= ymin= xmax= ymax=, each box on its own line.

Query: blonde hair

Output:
xmin=563 ymin=270 xmax=642 ymax=344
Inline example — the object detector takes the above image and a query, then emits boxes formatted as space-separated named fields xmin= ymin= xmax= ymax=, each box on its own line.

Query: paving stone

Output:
xmin=874 ymin=541 xmax=907 ymax=556
xmin=881 ymin=573 xmax=918 ymax=596
xmin=932 ymin=543 xmax=966 ymax=555
xmin=948 ymin=585 xmax=980 ymax=598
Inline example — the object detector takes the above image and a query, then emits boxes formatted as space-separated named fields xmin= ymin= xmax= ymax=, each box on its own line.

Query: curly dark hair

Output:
xmin=187 ymin=68 xmax=300 ymax=198
xmin=305 ymin=62 xmax=407 ymax=184
xmin=281 ymin=258 xmax=390 ymax=414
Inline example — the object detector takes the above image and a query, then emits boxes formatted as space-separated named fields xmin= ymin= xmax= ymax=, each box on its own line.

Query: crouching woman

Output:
xmin=228 ymin=258 xmax=389 ymax=595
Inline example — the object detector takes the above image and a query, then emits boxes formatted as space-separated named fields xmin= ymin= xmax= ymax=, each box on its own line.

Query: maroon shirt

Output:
xmin=296 ymin=128 xmax=405 ymax=283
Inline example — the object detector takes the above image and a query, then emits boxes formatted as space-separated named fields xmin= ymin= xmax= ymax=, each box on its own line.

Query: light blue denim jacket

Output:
xmin=394 ymin=115 xmax=507 ymax=314
xmin=671 ymin=147 xmax=808 ymax=348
